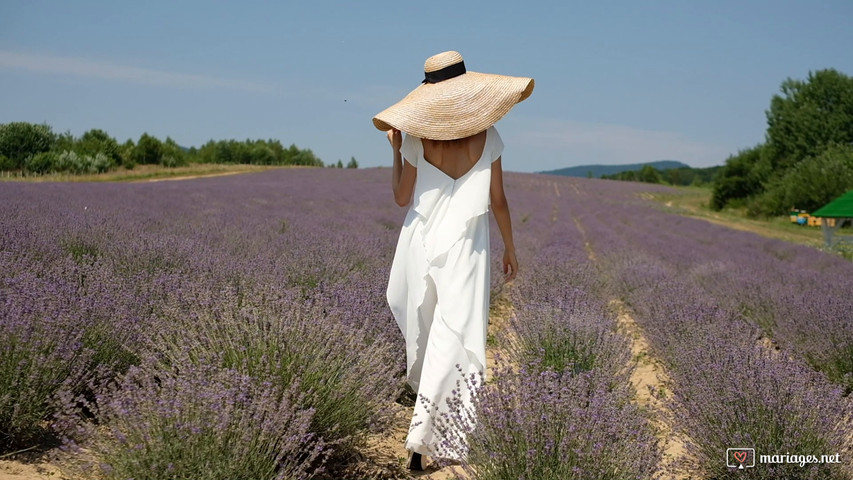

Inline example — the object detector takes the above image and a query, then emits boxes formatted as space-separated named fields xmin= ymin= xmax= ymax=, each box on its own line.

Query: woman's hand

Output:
xmin=387 ymin=129 xmax=402 ymax=153
xmin=503 ymin=248 xmax=518 ymax=282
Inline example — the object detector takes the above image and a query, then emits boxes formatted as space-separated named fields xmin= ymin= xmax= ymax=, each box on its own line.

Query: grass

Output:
xmin=646 ymin=186 xmax=828 ymax=249
xmin=0 ymin=163 xmax=298 ymax=183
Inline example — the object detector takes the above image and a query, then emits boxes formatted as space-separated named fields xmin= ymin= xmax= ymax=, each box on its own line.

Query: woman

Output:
xmin=373 ymin=50 xmax=533 ymax=470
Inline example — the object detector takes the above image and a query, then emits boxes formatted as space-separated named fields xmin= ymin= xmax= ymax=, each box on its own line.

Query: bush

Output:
xmin=710 ymin=144 xmax=769 ymax=210
xmin=435 ymin=365 xmax=661 ymax=480
xmin=131 ymin=133 xmax=163 ymax=165
xmin=0 ymin=122 xmax=56 ymax=170
xmin=0 ymin=271 xmax=125 ymax=452
xmin=143 ymin=296 xmax=401 ymax=457
xmin=77 ymin=129 xmax=122 ymax=165
xmin=0 ymin=153 xmax=14 ymax=171
xmin=251 ymin=145 xmax=277 ymax=165
xmin=85 ymin=361 xmax=325 ymax=480
xmin=36 ymin=151 xmax=115 ymax=175
xmin=508 ymin=305 xmax=630 ymax=378
xmin=750 ymin=144 xmax=853 ymax=216
xmin=25 ymin=151 xmax=60 ymax=174
xmin=161 ymin=137 xmax=188 ymax=167
xmin=672 ymin=333 xmax=849 ymax=480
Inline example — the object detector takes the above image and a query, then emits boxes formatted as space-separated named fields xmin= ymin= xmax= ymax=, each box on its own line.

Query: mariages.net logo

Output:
xmin=727 ymin=447 xmax=842 ymax=470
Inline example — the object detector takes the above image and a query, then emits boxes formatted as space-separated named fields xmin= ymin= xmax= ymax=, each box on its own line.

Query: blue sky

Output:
xmin=1 ymin=1 xmax=851 ymax=172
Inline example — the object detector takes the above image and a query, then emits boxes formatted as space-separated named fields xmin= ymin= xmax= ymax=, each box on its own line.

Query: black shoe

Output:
xmin=407 ymin=452 xmax=424 ymax=471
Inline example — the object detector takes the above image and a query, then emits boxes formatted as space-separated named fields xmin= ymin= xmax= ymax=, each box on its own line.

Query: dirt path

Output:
xmin=611 ymin=300 xmax=690 ymax=479
xmin=569 ymin=207 xmax=690 ymax=479
xmin=0 ymin=458 xmax=63 ymax=480
xmin=136 ymin=171 xmax=248 ymax=182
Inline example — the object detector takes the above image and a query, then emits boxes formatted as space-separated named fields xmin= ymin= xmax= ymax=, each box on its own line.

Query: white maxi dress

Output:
xmin=387 ymin=126 xmax=503 ymax=459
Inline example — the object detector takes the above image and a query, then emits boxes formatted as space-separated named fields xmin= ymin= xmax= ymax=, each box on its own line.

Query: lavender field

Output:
xmin=1 ymin=167 xmax=852 ymax=480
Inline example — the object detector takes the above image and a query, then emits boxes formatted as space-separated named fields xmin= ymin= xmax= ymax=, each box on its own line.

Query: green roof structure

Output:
xmin=810 ymin=190 xmax=853 ymax=248
xmin=812 ymin=190 xmax=853 ymax=218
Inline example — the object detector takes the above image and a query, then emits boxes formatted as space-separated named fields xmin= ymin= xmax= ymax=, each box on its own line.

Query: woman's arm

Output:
xmin=388 ymin=129 xmax=416 ymax=207
xmin=489 ymin=157 xmax=518 ymax=281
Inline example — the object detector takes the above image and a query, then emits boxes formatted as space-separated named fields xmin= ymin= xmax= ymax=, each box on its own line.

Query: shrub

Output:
xmin=435 ymin=365 xmax=661 ymax=480
xmin=507 ymin=305 xmax=630 ymax=379
xmin=89 ymin=152 xmax=114 ymax=173
xmin=77 ymin=129 xmax=122 ymax=165
xmin=84 ymin=361 xmax=325 ymax=480
xmin=0 ymin=122 xmax=55 ymax=170
xmin=671 ymin=331 xmax=850 ymax=480
xmin=0 ymin=272 xmax=113 ymax=451
xmin=142 ymin=295 xmax=401 ymax=457
xmin=131 ymin=133 xmax=163 ymax=165
xmin=25 ymin=151 xmax=60 ymax=174
xmin=0 ymin=153 xmax=14 ymax=171
xmin=710 ymin=144 xmax=769 ymax=210
xmin=161 ymin=137 xmax=188 ymax=167
xmin=39 ymin=151 xmax=115 ymax=175
xmin=751 ymin=144 xmax=853 ymax=216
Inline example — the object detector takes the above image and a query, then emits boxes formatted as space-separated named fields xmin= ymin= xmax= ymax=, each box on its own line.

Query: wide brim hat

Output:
xmin=373 ymin=51 xmax=534 ymax=140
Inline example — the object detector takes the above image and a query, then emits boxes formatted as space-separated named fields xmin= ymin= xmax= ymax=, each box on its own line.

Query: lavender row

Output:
xmin=603 ymin=252 xmax=850 ymax=479
xmin=582 ymin=181 xmax=853 ymax=393
xmin=551 ymin=178 xmax=853 ymax=479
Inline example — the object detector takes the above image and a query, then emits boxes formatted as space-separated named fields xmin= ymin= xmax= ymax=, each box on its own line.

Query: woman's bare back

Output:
xmin=421 ymin=130 xmax=488 ymax=180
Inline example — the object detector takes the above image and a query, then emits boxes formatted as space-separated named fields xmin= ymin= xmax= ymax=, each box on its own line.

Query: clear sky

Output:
xmin=2 ymin=1 xmax=851 ymax=172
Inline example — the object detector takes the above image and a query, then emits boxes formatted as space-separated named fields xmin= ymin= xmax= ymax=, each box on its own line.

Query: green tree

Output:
xmin=251 ymin=144 xmax=276 ymax=165
xmin=346 ymin=156 xmax=359 ymax=169
xmin=664 ymin=169 xmax=681 ymax=185
xmin=161 ymin=137 xmax=188 ymax=167
xmin=0 ymin=122 xmax=55 ymax=170
xmin=751 ymin=144 xmax=853 ymax=215
xmin=637 ymin=165 xmax=662 ymax=184
xmin=765 ymin=69 xmax=853 ymax=170
xmin=78 ymin=129 xmax=122 ymax=165
xmin=120 ymin=139 xmax=136 ymax=169
xmin=131 ymin=133 xmax=163 ymax=165
xmin=710 ymin=145 xmax=769 ymax=210
xmin=336 ymin=159 xmax=344 ymax=168
xmin=54 ymin=130 xmax=76 ymax=152
xmin=25 ymin=151 xmax=59 ymax=174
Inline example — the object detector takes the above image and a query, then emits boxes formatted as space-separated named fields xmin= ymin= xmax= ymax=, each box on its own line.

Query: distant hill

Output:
xmin=540 ymin=161 xmax=690 ymax=178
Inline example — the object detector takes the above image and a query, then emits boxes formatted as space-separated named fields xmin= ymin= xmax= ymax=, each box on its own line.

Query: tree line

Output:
xmin=601 ymin=164 xmax=722 ymax=186
xmin=711 ymin=68 xmax=853 ymax=216
xmin=0 ymin=124 xmax=358 ymax=175
xmin=591 ymin=69 xmax=853 ymax=217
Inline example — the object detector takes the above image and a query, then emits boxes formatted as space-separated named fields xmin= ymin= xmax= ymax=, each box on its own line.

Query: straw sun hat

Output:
xmin=372 ymin=51 xmax=534 ymax=140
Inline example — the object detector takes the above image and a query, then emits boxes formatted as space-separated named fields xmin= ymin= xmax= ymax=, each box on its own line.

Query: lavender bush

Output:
xmin=433 ymin=364 xmax=661 ymax=480
xmin=84 ymin=360 xmax=324 ymax=480
xmin=506 ymin=306 xmax=630 ymax=378
xmin=0 ymin=263 xmax=137 ymax=451
xmin=140 ymin=287 xmax=402 ymax=454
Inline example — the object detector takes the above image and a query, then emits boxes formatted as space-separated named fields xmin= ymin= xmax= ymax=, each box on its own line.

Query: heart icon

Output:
xmin=733 ymin=451 xmax=747 ymax=464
